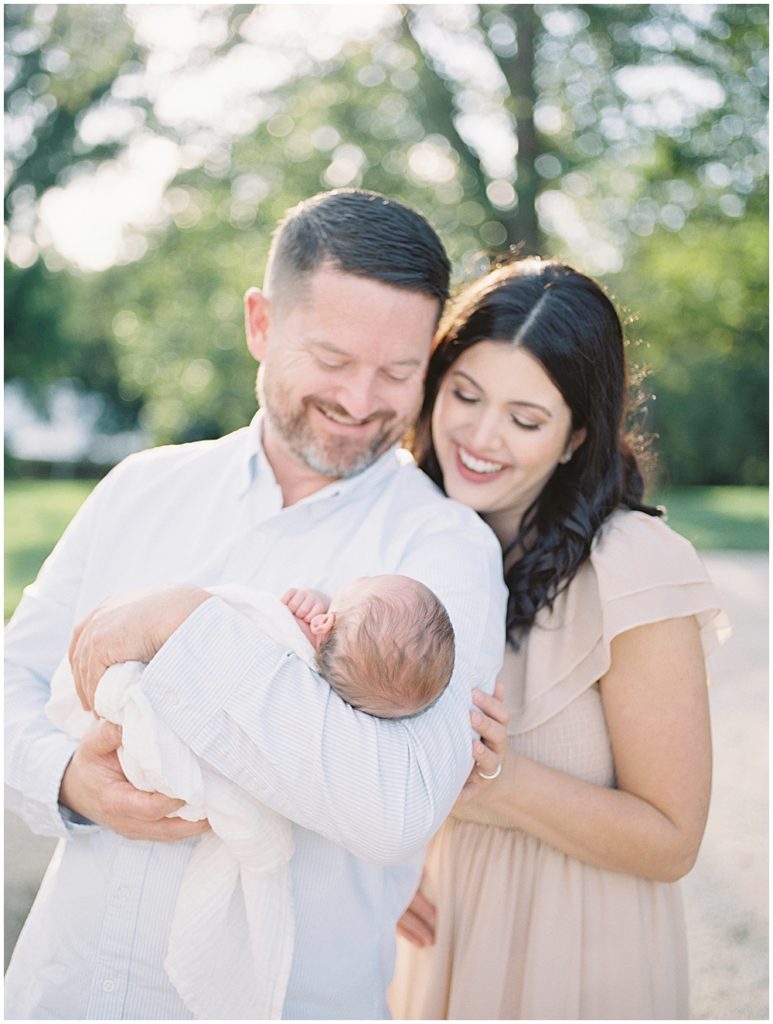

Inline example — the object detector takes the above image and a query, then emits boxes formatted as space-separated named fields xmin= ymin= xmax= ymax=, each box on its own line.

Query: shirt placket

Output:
xmin=88 ymin=844 xmax=151 ymax=1018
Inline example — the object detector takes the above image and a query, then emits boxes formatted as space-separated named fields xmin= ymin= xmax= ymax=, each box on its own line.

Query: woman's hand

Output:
xmin=459 ymin=680 xmax=511 ymax=802
xmin=69 ymin=584 xmax=210 ymax=712
xmin=396 ymin=888 xmax=437 ymax=947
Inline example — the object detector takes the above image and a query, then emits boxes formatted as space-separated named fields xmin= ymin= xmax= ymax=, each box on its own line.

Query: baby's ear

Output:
xmin=309 ymin=611 xmax=336 ymax=649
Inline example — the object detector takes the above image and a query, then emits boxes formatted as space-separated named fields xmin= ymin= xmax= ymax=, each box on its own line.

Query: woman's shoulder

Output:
xmin=590 ymin=509 xmax=708 ymax=595
xmin=506 ymin=508 xmax=731 ymax=734
xmin=585 ymin=507 xmax=731 ymax=658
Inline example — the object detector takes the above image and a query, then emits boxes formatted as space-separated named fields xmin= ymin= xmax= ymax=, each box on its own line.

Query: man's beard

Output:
xmin=259 ymin=375 xmax=414 ymax=479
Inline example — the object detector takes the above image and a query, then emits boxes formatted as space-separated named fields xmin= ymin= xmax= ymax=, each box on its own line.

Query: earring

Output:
xmin=559 ymin=451 xmax=572 ymax=464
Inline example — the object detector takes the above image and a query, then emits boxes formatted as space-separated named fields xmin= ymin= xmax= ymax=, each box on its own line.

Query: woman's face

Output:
xmin=431 ymin=340 xmax=585 ymax=542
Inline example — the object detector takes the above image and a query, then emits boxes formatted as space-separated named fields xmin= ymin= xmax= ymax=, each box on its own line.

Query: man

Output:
xmin=5 ymin=189 xmax=506 ymax=1019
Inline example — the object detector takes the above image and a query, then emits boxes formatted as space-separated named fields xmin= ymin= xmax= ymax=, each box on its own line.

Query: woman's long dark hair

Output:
xmin=413 ymin=258 xmax=661 ymax=649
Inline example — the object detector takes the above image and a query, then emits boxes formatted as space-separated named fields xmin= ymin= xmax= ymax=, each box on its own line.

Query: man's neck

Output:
xmin=261 ymin=428 xmax=337 ymax=508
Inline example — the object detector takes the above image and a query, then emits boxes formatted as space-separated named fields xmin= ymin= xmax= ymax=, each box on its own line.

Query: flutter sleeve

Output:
xmin=508 ymin=510 xmax=732 ymax=734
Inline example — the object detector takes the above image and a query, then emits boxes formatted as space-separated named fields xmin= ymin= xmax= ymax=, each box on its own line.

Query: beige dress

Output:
xmin=389 ymin=511 xmax=731 ymax=1020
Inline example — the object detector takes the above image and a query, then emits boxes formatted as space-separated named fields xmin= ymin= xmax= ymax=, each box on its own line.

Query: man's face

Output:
xmin=249 ymin=268 xmax=439 ymax=484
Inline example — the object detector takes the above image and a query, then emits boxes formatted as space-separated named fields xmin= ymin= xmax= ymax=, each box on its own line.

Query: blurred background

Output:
xmin=4 ymin=3 xmax=768 ymax=1018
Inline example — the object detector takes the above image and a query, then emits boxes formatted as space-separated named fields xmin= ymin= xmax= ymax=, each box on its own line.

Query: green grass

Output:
xmin=652 ymin=486 xmax=768 ymax=552
xmin=4 ymin=478 xmax=97 ymax=620
xmin=3 ymin=480 xmax=768 ymax=620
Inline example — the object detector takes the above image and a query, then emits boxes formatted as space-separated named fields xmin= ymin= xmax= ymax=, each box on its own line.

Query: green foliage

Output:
xmin=614 ymin=198 xmax=768 ymax=485
xmin=4 ymin=5 xmax=142 ymax=219
xmin=5 ymin=258 xmax=141 ymax=429
xmin=4 ymin=3 xmax=768 ymax=482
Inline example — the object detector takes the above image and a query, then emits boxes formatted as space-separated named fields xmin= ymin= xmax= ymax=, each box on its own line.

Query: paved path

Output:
xmin=5 ymin=552 xmax=768 ymax=1018
xmin=680 ymin=552 xmax=768 ymax=1020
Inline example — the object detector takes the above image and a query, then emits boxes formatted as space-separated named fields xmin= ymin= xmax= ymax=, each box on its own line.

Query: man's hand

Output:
xmin=59 ymin=721 xmax=210 ymax=842
xmin=69 ymin=584 xmax=210 ymax=712
xmin=396 ymin=888 xmax=437 ymax=947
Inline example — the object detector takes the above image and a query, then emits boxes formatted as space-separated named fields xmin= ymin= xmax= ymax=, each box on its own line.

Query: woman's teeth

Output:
xmin=458 ymin=447 xmax=503 ymax=474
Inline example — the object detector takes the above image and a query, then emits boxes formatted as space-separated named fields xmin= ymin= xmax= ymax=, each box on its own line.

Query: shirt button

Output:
xmin=166 ymin=690 xmax=179 ymax=706
xmin=117 ymin=886 xmax=130 ymax=900
xmin=102 ymin=980 xmax=115 ymax=992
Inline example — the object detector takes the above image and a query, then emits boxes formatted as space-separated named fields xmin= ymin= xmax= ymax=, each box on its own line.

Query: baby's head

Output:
xmin=311 ymin=575 xmax=455 ymax=719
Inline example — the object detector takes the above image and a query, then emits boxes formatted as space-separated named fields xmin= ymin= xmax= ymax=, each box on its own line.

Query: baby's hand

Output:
xmin=281 ymin=587 xmax=330 ymax=622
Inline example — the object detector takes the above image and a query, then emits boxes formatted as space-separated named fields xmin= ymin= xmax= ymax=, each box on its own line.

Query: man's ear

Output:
xmin=309 ymin=611 xmax=336 ymax=650
xmin=244 ymin=287 xmax=270 ymax=362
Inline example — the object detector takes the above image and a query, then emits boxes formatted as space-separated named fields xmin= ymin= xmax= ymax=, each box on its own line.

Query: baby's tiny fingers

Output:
xmin=302 ymin=598 xmax=326 ymax=620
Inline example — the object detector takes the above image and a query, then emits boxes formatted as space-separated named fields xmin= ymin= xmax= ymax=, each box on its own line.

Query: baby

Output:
xmin=45 ymin=574 xmax=454 ymax=1020
xmin=282 ymin=574 xmax=455 ymax=718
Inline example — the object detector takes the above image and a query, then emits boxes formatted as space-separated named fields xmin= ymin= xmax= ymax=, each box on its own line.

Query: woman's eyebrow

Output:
xmin=452 ymin=368 xmax=483 ymax=390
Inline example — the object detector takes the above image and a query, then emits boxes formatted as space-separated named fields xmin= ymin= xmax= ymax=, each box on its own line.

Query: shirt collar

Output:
xmin=237 ymin=411 xmax=269 ymax=498
xmin=237 ymin=409 xmax=407 ymax=505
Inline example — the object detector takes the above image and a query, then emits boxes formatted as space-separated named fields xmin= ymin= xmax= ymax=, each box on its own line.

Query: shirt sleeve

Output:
xmin=4 ymin=480 xmax=111 ymax=839
xmin=141 ymin=523 xmax=506 ymax=864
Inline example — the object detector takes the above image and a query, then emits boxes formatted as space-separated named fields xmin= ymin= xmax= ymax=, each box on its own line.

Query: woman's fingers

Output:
xmin=473 ymin=682 xmax=511 ymax=725
xmin=467 ymin=682 xmax=510 ymax=787
xmin=473 ymin=737 xmax=500 ymax=776
xmin=471 ymin=683 xmax=510 ymax=756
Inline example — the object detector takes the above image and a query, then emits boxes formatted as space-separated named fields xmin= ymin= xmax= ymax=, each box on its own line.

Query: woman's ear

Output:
xmin=569 ymin=423 xmax=585 ymax=456
xmin=570 ymin=426 xmax=587 ymax=453
xmin=244 ymin=287 xmax=270 ymax=362
xmin=560 ymin=426 xmax=588 ymax=464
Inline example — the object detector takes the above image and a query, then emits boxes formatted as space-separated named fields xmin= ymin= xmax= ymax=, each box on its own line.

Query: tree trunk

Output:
xmin=495 ymin=4 xmax=541 ymax=253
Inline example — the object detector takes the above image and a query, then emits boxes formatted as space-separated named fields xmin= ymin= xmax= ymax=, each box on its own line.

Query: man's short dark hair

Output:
xmin=265 ymin=189 xmax=450 ymax=307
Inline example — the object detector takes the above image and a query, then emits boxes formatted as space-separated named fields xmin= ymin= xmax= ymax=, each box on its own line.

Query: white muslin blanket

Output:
xmin=47 ymin=585 xmax=316 ymax=1020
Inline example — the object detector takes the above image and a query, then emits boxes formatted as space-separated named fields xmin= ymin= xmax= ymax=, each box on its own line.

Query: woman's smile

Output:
xmin=455 ymin=444 xmax=507 ymax=480
xmin=431 ymin=341 xmax=579 ymax=536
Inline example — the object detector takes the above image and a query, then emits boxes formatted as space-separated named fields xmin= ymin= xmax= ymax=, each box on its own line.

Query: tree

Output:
xmin=4 ymin=4 xmax=768 ymax=482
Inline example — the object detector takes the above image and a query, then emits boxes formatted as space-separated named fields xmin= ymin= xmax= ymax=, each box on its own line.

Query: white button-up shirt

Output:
xmin=5 ymin=413 xmax=505 ymax=1020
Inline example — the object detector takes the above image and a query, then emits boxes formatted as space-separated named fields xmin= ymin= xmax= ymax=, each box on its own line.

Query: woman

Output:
xmin=389 ymin=258 xmax=730 ymax=1020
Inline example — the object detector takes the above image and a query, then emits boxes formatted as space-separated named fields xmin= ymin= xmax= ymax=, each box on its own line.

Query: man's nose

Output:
xmin=337 ymin=370 xmax=382 ymax=421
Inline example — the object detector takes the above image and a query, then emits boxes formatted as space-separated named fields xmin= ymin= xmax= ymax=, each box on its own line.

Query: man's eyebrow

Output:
xmin=309 ymin=340 xmax=422 ymax=367
xmin=452 ymin=368 xmax=553 ymax=417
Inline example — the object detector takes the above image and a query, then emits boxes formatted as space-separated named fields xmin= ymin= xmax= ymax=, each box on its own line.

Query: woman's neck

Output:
xmin=483 ymin=507 xmax=523 ymax=554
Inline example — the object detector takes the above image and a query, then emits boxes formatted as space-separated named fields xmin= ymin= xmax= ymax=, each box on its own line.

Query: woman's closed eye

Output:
xmin=512 ymin=416 xmax=541 ymax=431
xmin=453 ymin=388 xmax=542 ymax=430
xmin=452 ymin=387 xmax=478 ymax=404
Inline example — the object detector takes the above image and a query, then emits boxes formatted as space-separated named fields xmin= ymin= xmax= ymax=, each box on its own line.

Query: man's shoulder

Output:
xmin=107 ymin=426 xmax=251 ymax=485
xmin=380 ymin=451 xmax=498 ymax=543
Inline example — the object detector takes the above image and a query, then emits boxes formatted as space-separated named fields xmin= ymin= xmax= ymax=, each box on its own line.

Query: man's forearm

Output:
xmin=5 ymin=660 xmax=84 ymax=837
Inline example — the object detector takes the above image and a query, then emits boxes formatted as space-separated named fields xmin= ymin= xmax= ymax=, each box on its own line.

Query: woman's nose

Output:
xmin=468 ymin=409 xmax=502 ymax=454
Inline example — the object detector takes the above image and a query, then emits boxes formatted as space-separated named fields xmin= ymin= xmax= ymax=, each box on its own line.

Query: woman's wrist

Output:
xmin=477 ymin=748 xmax=517 ymax=809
